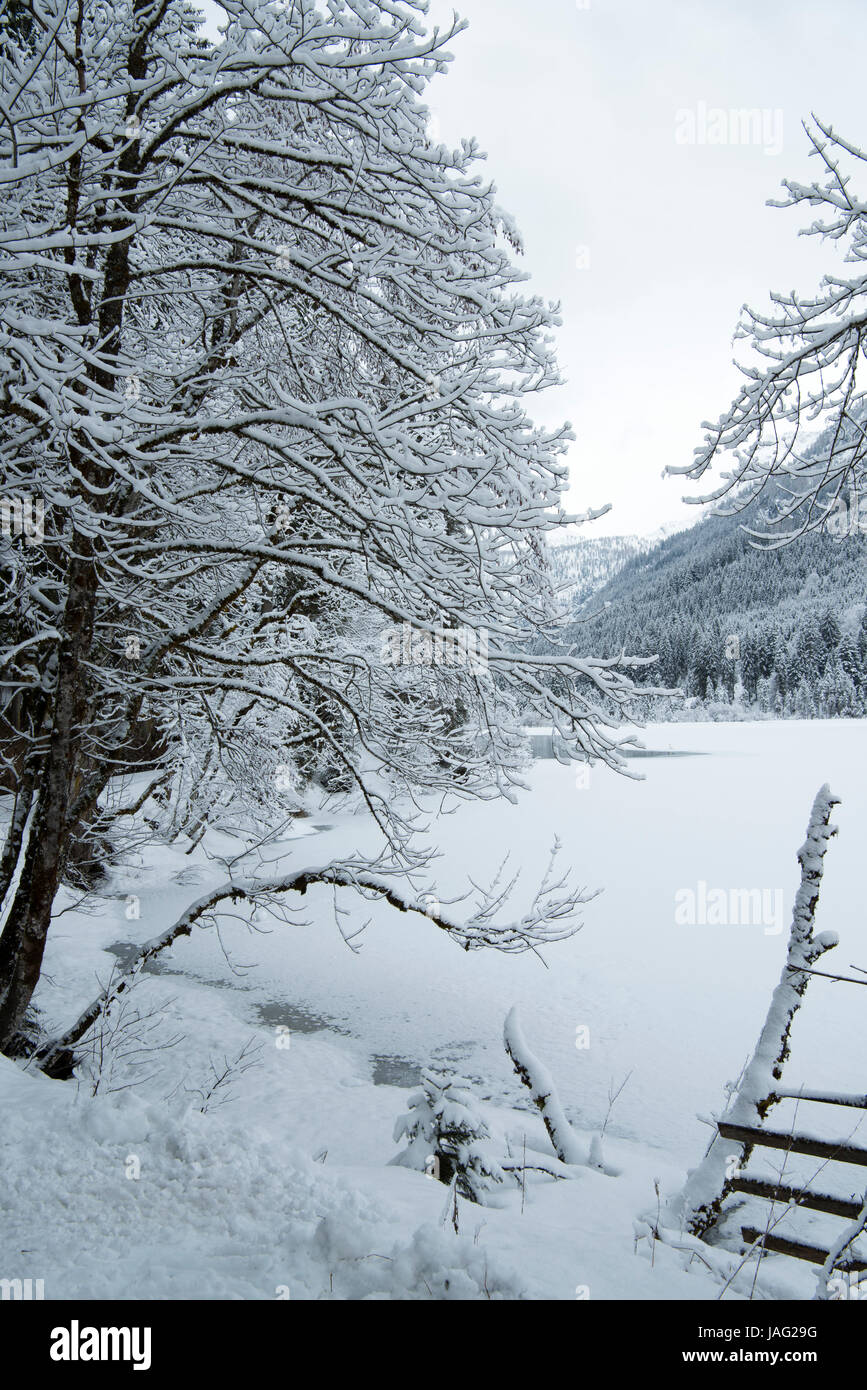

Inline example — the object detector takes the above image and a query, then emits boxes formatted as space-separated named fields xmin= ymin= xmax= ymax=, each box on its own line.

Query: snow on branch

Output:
xmin=0 ymin=0 xmax=650 ymax=1051
xmin=503 ymin=1005 xmax=585 ymax=1166
xmin=668 ymin=119 xmax=867 ymax=543
xmin=37 ymin=853 xmax=594 ymax=1070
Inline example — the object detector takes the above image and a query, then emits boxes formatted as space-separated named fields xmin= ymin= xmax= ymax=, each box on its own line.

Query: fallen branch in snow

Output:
xmin=112 ymin=772 xmax=172 ymax=819
xmin=502 ymin=1159 xmax=578 ymax=1181
xmin=37 ymin=853 xmax=592 ymax=1071
xmin=187 ymin=1035 xmax=265 ymax=1114
xmin=503 ymin=1005 xmax=585 ymax=1166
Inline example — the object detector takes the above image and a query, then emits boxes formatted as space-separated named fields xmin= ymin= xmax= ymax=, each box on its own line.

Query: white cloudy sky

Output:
xmin=201 ymin=0 xmax=867 ymax=536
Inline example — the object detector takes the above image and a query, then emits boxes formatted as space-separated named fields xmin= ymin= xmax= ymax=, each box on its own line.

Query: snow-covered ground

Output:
xmin=3 ymin=720 xmax=866 ymax=1300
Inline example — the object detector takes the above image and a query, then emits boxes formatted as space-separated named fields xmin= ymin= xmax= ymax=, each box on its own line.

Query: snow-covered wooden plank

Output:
xmin=741 ymin=1228 xmax=867 ymax=1272
xmin=730 ymin=1175 xmax=864 ymax=1220
xmin=770 ymin=1088 xmax=867 ymax=1109
xmin=719 ymin=1121 xmax=867 ymax=1167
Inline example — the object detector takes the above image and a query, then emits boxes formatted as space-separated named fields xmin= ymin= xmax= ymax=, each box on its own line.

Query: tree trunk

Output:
xmin=0 ymin=553 xmax=96 ymax=1052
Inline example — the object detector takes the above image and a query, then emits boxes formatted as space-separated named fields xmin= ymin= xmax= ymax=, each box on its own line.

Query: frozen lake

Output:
xmin=18 ymin=717 xmax=867 ymax=1301
xmin=143 ymin=719 xmax=867 ymax=1172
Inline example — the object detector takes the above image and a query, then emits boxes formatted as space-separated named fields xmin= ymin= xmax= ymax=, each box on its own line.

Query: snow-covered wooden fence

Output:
xmin=670 ymin=785 xmax=867 ymax=1286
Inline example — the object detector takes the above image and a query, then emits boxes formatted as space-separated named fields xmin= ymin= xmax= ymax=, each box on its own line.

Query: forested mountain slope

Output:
xmin=548 ymin=534 xmax=654 ymax=608
xmin=563 ymin=504 xmax=867 ymax=718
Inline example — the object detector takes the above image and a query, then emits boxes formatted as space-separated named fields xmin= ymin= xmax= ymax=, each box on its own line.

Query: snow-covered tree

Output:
xmin=793 ymin=618 xmax=826 ymax=686
xmin=391 ymin=1068 xmax=506 ymax=1204
xmin=0 ymin=0 xmax=647 ymax=1055
xmin=670 ymin=120 xmax=867 ymax=542
xmin=839 ymin=633 xmax=862 ymax=689
xmin=739 ymin=634 xmax=760 ymax=703
xmin=794 ymin=677 xmax=817 ymax=719
xmin=713 ymin=678 xmax=730 ymax=705
xmin=818 ymin=657 xmax=857 ymax=717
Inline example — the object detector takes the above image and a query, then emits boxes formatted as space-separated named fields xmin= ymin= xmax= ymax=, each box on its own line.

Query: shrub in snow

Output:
xmin=386 ymin=1225 xmax=526 ymax=1300
xmin=311 ymin=1217 xmax=527 ymax=1300
xmin=391 ymin=1069 xmax=506 ymax=1204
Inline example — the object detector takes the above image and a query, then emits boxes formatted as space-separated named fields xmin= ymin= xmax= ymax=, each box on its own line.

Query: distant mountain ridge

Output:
xmin=559 ymin=495 xmax=867 ymax=719
xmin=547 ymin=533 xmax=656 ymax=609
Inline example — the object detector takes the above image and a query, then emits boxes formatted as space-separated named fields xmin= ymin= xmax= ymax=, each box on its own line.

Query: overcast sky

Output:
xmin=203 ymin=0 xmax=867 ymax=537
